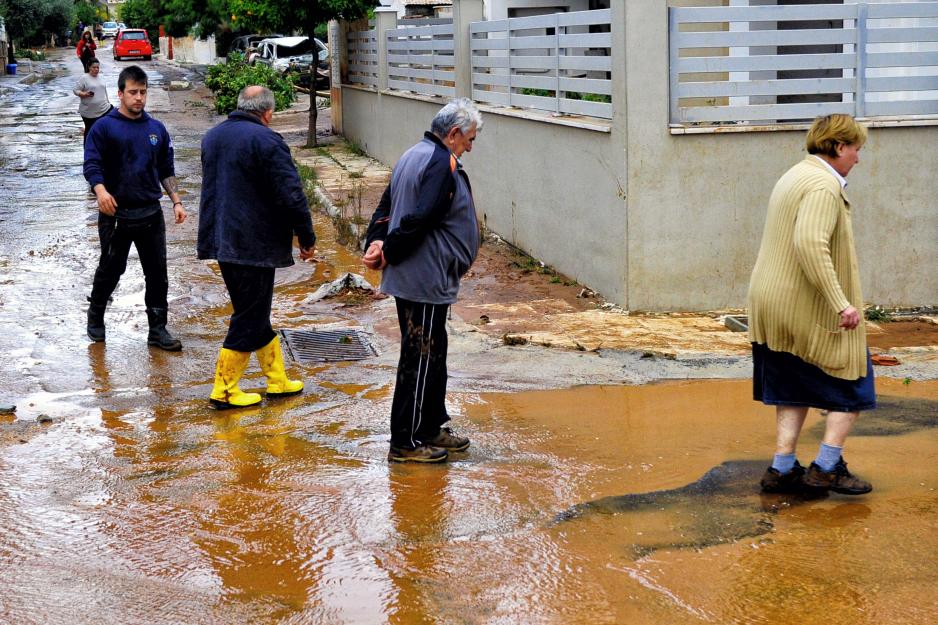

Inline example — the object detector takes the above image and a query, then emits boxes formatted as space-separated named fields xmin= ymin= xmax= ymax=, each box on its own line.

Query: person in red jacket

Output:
xmin=76 ymin=31 xmax=97 ymax=73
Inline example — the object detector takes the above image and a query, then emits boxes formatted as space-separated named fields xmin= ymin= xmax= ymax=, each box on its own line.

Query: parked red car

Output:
xmin=113 ymin=29 xmax=152 ymax=61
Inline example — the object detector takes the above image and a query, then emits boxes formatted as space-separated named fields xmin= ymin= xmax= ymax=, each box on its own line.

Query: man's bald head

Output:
xmin=237 ymin=86 xmax=276 ymax=116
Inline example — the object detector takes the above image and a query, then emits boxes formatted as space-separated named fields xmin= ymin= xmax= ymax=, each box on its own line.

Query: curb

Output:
xmin=307 ymin=180 xmax=369 ymax=252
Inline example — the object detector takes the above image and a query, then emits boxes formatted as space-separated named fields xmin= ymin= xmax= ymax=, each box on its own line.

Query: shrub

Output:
xmin=16 ymin=49 xmax=46 ymax=61
xmin=566 ymin=91 xmax=612 ymax=104
xmin=205 ymin=52 xmax=295 ymax=115
xmin=864 ymin=305 xmax=892 ymax=322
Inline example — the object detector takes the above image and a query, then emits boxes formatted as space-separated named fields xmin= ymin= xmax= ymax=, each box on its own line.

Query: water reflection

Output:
xmin=386 ymin=465 xmax=450 ymax=625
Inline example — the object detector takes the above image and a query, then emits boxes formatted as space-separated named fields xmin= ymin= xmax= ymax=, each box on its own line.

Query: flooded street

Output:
xmin=2 ymin=51 xmax=938 ymax=625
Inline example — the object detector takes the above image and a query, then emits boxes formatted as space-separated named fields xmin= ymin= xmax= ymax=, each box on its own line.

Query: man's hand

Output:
xmin=173 ymin=202 xmax=187 ymax=224
xmin=839 ymin=305 xmax=861 ymax=330
xmin=362 ymin=240 xmax=387 ymax=270
xmin=80 ymin=90 xmax=93 ymax=98
xmin=95 ymin=185 xmax=117 ymax=216
xmin=299 ymin=246 xmax=316 ymax=261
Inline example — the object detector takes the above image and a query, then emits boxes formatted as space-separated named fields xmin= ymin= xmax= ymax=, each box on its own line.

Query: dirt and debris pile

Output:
xmin=305 ymin=272 xmax=376 ymax=306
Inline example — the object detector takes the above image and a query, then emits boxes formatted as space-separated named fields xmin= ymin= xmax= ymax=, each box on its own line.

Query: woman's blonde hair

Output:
xmin=806 ymin=114 xmax=868 ymax=157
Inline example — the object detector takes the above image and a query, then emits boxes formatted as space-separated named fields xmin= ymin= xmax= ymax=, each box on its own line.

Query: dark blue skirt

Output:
xmin=752 ymin=342 xmax=876 ymax=412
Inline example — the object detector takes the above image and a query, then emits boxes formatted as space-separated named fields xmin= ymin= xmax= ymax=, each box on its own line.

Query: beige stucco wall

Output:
xmin=341 ymin=87 xmax=630 ymax=304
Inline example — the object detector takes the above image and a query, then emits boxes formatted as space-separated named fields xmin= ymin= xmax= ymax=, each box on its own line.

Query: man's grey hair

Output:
xmin=431 ymin=98 xmax=483 ymax=137
xmin=237 ymin=86 xmax=276 ymax=114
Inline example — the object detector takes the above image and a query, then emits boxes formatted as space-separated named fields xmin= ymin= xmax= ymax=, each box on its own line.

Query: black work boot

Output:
xmin=87 ymin=303 xmax=106 ymax=342
xmin=146 ymin=307 xmax=182 ymax=351
xmin=803 ymin=457 xmax=872 ymax=495
xmin=387 ymin=445 xmax=448 ymax=464
xmin=424 ymin=427 xmax=470 ymax=452
xmin=760 ymin=461 xmax=807 ymax=494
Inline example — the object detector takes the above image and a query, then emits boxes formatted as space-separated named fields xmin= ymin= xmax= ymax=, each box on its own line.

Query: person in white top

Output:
xmin=72 ymin=58 xmax=112 ymax=143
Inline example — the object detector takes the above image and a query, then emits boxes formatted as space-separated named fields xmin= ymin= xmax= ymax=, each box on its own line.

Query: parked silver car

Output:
xmin=101 ymin=21 xmax=119 ymax=38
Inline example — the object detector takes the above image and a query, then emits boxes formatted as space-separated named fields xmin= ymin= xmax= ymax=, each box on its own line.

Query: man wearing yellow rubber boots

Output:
xmin=197 ymin=86 xmax=316 ymax=408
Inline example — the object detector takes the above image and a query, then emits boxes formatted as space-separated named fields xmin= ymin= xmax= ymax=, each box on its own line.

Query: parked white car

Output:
xmin=101 ymin=21 xmax=119 ymax=38
xmin=253 ymin=36 xmax=327 ymax=74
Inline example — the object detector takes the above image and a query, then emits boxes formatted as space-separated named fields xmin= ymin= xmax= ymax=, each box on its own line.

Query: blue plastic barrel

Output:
xmin=5 ymin=64 xmax=16 ymax=76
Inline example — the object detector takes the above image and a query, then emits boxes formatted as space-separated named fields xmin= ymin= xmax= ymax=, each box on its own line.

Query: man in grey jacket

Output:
xmin=363 ymin=98 xmax=482 ymax=463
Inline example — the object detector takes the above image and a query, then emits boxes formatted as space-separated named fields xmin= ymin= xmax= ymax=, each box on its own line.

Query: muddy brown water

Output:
xmin=2 ymin=51 xmax=938 ymax=624
xmin=1 ymin=378 xmax=936 ymax=624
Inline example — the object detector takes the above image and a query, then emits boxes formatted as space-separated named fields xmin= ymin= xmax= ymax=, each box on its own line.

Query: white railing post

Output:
xmin=453 ymin=0 xmax=485 ymax=100
xmin=856 ymin=2 xmax=869 ymax=118
xmin=555 ymin=13 xmax=562 ymax=114
xmin=375 ymin=7 xmax=397 ymax=91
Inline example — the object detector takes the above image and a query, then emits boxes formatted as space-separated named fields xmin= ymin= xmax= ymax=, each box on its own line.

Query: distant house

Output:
xmin=384 ymin=0 xmax=453 ymax=19
xmin=382 ymin=0 xmax=610 ymax=21
xmin=487 ymin=0 xmax=609 ymax=20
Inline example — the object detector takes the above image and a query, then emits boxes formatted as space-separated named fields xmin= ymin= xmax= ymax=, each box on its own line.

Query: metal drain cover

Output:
xmin=280 ymin=328 xmax=378 ymax=363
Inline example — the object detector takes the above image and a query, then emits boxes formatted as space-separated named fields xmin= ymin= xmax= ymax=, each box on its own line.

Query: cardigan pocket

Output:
xmin=805 ymin=323 xmax=848 ymax=370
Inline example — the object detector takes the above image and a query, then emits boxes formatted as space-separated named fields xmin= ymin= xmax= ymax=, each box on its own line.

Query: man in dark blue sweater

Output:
xmin=198 ymin=86 xmax=316 ymax=409
xmin=84 ymin=65 xmax=187 ymax=350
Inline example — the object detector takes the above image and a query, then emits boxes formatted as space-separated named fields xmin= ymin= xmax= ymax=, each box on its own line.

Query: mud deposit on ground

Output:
xmin=868 ymin=320 xmax=938 ymax=349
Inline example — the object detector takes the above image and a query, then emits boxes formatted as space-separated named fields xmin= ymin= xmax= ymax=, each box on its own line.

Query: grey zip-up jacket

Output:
xmin=365 ymin=132 xmax=480 ymax=304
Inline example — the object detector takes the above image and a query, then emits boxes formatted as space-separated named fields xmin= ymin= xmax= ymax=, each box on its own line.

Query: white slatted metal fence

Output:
xmin=348 ymin=28 xmax=378 ymax=87
xmin=387 ymin=21 xmax=456 ymax=98
xmin=470 ymin=9 xmax=613 ymax=119
xmin=670 ymin=1 xmax=938 ymax=125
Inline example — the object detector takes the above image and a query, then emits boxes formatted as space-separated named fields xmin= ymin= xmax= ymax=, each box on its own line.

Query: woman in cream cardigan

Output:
xmin=749 ymin=114 xmax=873 ymax=496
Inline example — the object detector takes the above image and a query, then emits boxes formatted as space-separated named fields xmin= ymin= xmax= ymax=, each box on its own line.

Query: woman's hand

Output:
xmin=839 ymin=305 xmax=861 ymax=330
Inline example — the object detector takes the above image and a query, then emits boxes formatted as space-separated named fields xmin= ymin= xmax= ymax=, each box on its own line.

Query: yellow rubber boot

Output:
xmin=210 ymin=348 xmax=262 ymax=409
xmin=256 ymin=335 xmax=304 ymax=397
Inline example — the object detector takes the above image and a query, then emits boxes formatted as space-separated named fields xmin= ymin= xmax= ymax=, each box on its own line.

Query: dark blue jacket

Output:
xmin=197 ymin=111 xmax=315 ymax=268
xmin=84 ymin=108 xmax=175 ymax=220
xmin=365 ymin=132 xmax=479 ymax=304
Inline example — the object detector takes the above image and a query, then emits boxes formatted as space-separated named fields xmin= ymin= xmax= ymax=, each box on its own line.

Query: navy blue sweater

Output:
xmin=197 ymin=111 xmax=315 ymax=268
xmin=84 ymin=108 xmax=175 ymax=220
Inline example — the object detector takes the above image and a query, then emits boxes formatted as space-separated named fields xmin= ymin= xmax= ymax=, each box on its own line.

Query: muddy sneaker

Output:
xmin=803 ymin=457 xmax=872 ymax=495
xmin=423 ymin=427 xmax=470 ymax=452
xmin=760 ymin=461 xmax=807 ymax=494
xmin=388 ymin=445 xmax=448 ymax=464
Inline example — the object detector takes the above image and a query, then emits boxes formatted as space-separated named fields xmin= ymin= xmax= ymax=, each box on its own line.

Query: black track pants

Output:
xmin=389 ymin=298 xmax=451 ymax=449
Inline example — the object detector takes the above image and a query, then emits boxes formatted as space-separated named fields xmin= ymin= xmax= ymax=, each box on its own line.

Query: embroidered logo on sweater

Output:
xmin=149 ymin=133 xmax=158 ymax=146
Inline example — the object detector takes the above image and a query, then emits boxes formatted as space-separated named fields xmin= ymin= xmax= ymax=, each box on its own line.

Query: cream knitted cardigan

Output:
xmin=748 ymin=156 xmax=867 ymax=381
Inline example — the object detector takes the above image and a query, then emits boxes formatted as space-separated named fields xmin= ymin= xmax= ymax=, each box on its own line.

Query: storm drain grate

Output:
xmin=280 ymin=328 xmax=378 ymax=363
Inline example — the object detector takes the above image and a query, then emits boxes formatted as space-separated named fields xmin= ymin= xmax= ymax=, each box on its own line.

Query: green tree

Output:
xmin=228 ymin=0 xmax=378 ymax=146
xmin=1 ymin=0 xmax=79 ymax=48
xmin=1 ymin=0 xmax=45 ymax=52
xmin=119 ymin=0 xmax=160 ymax=44
xmin=74 ymin=0 xmax=100 ymax=28
xmin=160 ymin=0 xmax=227 ymax=38
xmin=42 ymin=0 xmax=74 ymax=43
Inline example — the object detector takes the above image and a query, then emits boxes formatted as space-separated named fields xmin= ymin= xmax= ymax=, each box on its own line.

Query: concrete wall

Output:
xmin=625 ymin=1 xmax=938 ymax=310
xmin=341 ymin=87 xmax=630 ymax=304
xmin=160 ymin=36 xmax=219 ymax=65
xmin=338 ymin=0 xmax=938 ymax=310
